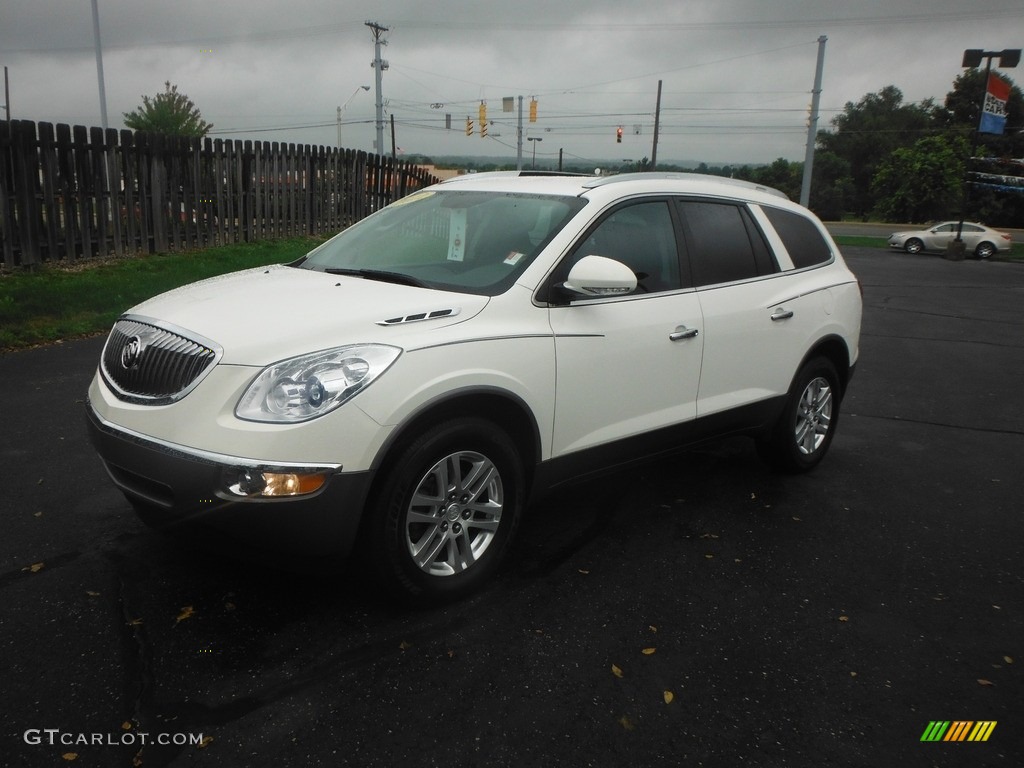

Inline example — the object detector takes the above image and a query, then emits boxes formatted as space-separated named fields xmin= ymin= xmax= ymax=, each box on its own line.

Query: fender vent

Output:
xmin=377 ymin=308 xmax=461 ymax=326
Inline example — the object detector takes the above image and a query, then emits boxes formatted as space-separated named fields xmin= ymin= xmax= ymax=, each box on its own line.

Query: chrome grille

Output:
xmin=100 ymin=316 xmax=221 ymax=404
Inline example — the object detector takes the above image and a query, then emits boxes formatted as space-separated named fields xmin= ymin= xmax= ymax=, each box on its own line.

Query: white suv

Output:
xmin=87 ymin=172 xmax=862 ymax=602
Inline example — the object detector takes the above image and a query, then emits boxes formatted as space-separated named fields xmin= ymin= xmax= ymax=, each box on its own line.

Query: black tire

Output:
xmin=975 ymin=241 xmax=995 ymax=260
xmin=757 ymin=357 xmax=842 ymax=473
xmin=904 ymin=238 xmax=924 ymax=255
xmin=366 ymin=417 xmax=524 ymax=604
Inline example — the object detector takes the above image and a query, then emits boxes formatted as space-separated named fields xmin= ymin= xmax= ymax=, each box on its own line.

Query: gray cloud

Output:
xmin=1 ymin=0 xmax=1021 ymax=165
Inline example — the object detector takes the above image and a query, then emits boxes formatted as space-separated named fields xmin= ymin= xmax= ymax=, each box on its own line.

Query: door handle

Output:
xmin=770 ymin=309 xmax=794 ymax=321
xmin=669 ymin=326 xmax=699 ymax=341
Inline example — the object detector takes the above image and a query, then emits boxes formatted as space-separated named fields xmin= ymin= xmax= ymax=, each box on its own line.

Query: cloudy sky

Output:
xmin=2 ymin=1 xmax=1021 ymax=166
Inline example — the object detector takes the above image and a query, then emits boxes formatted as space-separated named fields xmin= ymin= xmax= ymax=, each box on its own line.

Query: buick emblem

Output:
xmin=120 ymin=335 xmax=145 ymax=370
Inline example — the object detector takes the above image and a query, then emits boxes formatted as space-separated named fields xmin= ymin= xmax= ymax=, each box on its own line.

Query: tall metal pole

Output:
xmin=366 ymin=21 xmax=388 ymax=155
xmin=3 ymin=66 xmax=10 ymax=122
xmin=651 ymin=80 xmax=662 ymax=171
xmin=91 ymin=0 xmax=109 ymax=131
xmin=800 ymin=35 xmax=827 ymax=208
xmin=516 ymin=96 xmax=524 ymax=171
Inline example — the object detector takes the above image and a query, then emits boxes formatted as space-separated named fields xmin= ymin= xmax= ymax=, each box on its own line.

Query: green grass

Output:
xmin=0 ymin=237 xmax=323 ymax=350
xmin=832 ymin=235 xmax=889 ymax=249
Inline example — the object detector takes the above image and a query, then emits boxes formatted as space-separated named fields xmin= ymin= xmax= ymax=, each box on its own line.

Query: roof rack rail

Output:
xmin=438 ymin=170 xmax=589 ymax=184
xmin=583 ymin=172 xmax=789 ymax=200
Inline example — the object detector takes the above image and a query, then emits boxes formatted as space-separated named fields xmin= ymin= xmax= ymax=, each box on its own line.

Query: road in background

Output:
xmin=1 ymin=248 xmax=1022 ymax=767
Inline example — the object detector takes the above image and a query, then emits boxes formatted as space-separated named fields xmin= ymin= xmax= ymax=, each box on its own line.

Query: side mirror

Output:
xmin=561 ymin=255 xmax=638 ymax=298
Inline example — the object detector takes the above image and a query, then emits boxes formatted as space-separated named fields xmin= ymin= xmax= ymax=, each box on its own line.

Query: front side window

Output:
xmin=552 ymin=200 xmax=682 ymax=295
xmin=298 ymin=190 xmax=585 ymax=296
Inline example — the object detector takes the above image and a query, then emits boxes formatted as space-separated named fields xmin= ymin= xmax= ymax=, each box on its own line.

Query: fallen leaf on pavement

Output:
xmin=175 ymin=606 xmax=195 ymax=624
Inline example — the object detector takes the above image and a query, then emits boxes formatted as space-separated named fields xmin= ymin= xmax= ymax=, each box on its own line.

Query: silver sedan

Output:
xmin=888 ymin=221 xmax=1012 ymax=259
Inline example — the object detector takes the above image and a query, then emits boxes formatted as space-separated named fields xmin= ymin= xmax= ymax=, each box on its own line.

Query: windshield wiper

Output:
xmin=323 ymin=268 xmax=429 ymax=288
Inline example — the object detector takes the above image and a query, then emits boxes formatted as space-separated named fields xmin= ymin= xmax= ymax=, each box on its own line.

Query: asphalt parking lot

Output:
xmin=2 ymin=247 xmax=1022 ymax=767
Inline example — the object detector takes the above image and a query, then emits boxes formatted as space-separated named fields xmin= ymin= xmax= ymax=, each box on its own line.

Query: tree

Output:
xmin=870 ymin=135 xmax=967 ymax=222
xmin=808 ymin=151 xmax=853 ymax=221
xmin=742 ymin=158 xmax=802 ymax=201
xmin=123 ymin=81 xmax=212 ymax=137
xmin=817 ymin=86 xmax=938 ymax=218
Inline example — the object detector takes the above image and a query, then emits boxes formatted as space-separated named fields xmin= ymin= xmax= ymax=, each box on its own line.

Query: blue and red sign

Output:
xmin=980 ymin=74 xmax=1010 ymax=135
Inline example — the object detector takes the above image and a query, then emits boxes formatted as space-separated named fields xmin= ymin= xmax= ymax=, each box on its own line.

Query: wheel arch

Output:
xmin=798 ymin=335 xmax=854 ymax=395
xmin=367 ymin=387 xmax=542 ymax=498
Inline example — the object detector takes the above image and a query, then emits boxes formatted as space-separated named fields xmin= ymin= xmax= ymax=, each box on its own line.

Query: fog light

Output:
xmin=228 ymin=470 xmax=327 ymax=498
xmin=262 ymin=472 xmax=326 ymax=497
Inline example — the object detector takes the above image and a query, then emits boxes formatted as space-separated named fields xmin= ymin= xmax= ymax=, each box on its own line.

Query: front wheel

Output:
xmin=366 ymin=418 xmax=524 ymax=603
xmin=758 ymin=358 xmax=842 ymax=473
xmin=904 ymin=238 xmax=924 ymax=254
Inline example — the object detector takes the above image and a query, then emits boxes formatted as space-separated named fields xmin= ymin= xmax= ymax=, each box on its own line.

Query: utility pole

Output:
xmin=800 ymin=35 xmax=827 ymax=208
xmin=3 ymin=66 xmax=10 ymax=123
xmin=516 ymin=96 xmax=524 ymax=171
xmin=91 ymin=0 xmax=108 ymax=131
xmin=366 ymin=21 xmax=389 ymax=155
xmin=651 ymin=80 xmax=662 ymax=171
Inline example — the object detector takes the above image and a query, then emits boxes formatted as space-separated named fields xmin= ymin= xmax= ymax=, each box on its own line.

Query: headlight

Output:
xmin=235 ymin=344 xmax=401 ymax=423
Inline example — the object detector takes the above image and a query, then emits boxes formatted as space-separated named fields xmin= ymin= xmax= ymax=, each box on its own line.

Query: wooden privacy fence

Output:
xmin=0 ymin=119 xmax=439 ymax=269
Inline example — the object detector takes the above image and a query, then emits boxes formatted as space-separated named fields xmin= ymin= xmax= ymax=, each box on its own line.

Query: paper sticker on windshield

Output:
xmin=390 ymin=190 xmax=434 ymax=208
xmin=448 ymin=209 xmax=467 ymax=262
xmin=504 ymin=251 xmax=525 ymax=266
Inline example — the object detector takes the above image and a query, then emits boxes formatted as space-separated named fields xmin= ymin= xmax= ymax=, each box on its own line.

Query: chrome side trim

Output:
xmin=87 ymin=400 xmax=342 ymax=473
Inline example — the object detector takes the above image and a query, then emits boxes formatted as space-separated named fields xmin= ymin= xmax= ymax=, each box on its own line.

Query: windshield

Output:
xmin=297 ymin=189 xmax=585 ymax=295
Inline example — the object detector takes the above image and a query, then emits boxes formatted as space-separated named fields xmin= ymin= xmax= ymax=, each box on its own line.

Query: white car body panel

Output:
xmin=130 ymin=265 xmax=489 ymax=366
xmin=548 ymin=290 xmax=703 ymax=455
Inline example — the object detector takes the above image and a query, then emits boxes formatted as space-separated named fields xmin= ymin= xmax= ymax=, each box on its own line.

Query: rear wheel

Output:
xmin=974 ymin=241 xmax=995 ymax=259
xmin=758 ymin=357 xmax=841 ymax=473
xmin=367 ymin=417 xmax=524 ymax=603
xmin=904 ymin=238 xmax=924 ymax=254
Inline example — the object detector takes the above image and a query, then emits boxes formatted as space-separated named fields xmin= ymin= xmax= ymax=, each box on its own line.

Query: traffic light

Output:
xmin=616 ymin=126 xmax=623 ymax=143
xmin=529 ymin=99 xmax=538 ymax=123
xmin=466 ymin=118 xmax=473 ymax=136
xmin=478 ymin=102 xmax=487 ymax=136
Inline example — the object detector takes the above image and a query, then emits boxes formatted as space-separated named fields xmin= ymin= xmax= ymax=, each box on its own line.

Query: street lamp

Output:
xmin=337 ymin=85 xmax=371 ymax=148
xmin=950 ymin=48 xmax=1020 ymax=258
xmin=528 ymin=136 xmax=542 ymax=169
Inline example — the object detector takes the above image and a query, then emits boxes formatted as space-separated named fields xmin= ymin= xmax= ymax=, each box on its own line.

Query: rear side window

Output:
xmin=762 ymin=206 xmax=833 ymax=269
xmin=678 ymin=200 xmax=775 ymax=287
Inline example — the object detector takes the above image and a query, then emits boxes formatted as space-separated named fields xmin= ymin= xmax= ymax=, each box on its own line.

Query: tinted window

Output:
xmin=679 ymin=201 xmax=769 ymax=287
xmin=561 ymin=201 xmax=681 ymax=294
xmin=762 ymin=206 xmax=833 ymax=269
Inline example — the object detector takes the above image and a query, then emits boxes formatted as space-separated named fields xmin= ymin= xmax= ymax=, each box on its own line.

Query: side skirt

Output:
xmin=530 ymin=396 xmax=786 ymax=501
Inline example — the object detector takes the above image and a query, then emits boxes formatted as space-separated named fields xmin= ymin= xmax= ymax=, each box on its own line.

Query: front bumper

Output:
xmin=86 ymin=401 xmax=372 ymax=560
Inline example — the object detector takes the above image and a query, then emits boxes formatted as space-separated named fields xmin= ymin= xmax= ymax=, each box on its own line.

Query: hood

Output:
xmin=127 ymin=265 xmax=489 ymax=365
